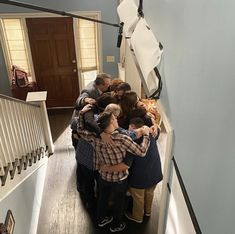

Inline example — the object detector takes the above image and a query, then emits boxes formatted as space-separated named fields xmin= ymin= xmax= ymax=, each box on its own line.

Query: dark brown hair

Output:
xmin=116 ymin=82 xmax=131 ymax=92
xmin=96 ymin=93 xmax=117 ymax=111
xmin=97 ymin=111 xmax=113 ymax=131
xmin=120 ymin=91 xmax=138 ymax=116
xmin=129 ymin=117 xmax=145 ymax=128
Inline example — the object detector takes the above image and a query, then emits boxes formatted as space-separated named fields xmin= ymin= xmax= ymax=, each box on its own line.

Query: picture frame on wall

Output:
xmin=4 ymin=210 xmax=15 ymax=234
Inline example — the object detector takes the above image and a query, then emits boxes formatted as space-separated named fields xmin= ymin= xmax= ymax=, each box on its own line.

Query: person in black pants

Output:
xmin=77 ymin=107 xmax=150 ymax=232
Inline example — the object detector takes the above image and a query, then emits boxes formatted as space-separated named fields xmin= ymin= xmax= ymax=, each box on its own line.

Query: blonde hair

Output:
xmin=105 ymin=104 xmax=121 ymax=117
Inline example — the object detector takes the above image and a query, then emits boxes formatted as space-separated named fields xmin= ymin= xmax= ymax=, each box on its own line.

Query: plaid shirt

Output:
xmin=77 ymin=113 xmax=150 ymax=182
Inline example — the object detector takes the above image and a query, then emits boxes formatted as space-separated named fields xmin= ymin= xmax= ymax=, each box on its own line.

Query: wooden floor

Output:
xmin=37 ymin=109 xmax=161 ymax=234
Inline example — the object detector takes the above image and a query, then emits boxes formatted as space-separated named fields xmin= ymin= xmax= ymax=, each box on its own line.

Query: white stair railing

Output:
xmin=0 ymin=92 xmax=53 ymax=189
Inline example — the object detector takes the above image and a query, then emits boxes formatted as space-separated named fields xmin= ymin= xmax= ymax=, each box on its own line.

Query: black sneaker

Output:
xmin=98 ymin=216 xmax=113 ymax=227
xmin=110 ymin=222 xmax=126 ymax=232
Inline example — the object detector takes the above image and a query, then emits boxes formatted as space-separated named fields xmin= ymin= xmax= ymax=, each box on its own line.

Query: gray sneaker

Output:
xmin=98 ymin=216 xmax=113 ymax=227
xmin=110 ymin=222 xmax=126 ymax=232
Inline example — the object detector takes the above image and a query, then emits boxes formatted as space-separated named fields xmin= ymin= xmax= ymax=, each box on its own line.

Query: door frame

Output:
xmin=0 ymin=11 xmax=102 ymax=92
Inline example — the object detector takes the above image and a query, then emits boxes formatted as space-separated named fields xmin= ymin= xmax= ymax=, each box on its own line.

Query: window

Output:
xmin=76 ymin=16 xmax=100 ymax=86
xmin=1 ymin=18 xmax=33 ymax=81
xmin=0 ymin=13 xmax=101 ymax=88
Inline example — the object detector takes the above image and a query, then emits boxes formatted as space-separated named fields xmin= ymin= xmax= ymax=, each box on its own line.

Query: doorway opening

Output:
xmin=0 ymin=12 xmax=101 ymax=107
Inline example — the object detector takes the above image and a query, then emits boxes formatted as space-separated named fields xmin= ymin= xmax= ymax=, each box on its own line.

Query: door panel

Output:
xmin=26 ymin=17 xmax=79 ymax=107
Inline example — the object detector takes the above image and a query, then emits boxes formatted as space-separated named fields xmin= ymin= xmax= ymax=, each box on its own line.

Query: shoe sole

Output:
xmin=98 ymin=217 xmax=113 ymax=227
xmin=125 ymin=213 xmax=142 ymax=223
xmin=110 ymin=223 xmax=126 ymax=232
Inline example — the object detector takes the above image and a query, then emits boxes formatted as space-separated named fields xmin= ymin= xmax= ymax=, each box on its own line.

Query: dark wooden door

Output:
xmin=26 ymin=17 xmax=79 ymax=107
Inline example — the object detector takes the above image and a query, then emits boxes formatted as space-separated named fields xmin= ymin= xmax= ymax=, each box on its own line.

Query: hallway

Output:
xmin=37 ymin=109 xmax=161 ymax=234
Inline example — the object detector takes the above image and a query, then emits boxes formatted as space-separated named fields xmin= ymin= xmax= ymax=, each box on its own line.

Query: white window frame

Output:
xmin=73 ymin=12 xmax=102 ymax=90
xmin=0 ymin=16 xmax=36 ymax=82
xmin=0 ymin=11 xmax=102 ymax=90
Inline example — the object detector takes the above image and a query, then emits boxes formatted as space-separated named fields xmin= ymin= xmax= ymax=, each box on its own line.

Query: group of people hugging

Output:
xmin=71 ymin=73 xmax=163 ymax=233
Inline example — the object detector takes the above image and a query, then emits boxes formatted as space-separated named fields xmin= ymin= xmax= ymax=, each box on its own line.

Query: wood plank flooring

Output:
xmin=37 ymin=109 xmax=161 ymax=234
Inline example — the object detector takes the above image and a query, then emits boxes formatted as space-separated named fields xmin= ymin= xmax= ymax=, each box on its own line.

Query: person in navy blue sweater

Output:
xmin=101 ymin=117 xmax=163 ymax=223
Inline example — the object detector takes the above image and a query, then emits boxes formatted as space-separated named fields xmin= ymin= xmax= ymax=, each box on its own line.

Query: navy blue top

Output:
xmin=124 ymin=131 xmax=163 ymax=189
xmin=71 ymin=116 xmax=94 ymax=170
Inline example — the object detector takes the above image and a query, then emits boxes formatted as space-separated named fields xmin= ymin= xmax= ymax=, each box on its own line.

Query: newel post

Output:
xmin=26 ymin=91 xmax=54 ymax=154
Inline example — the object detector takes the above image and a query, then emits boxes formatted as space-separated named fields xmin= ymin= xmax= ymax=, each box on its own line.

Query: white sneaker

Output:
xmin=110 ymin=222 xmax=126 ymax=232
xmin=125 ymin=212 xmax=143 ymax=223
xmin=98 ymin=216 xmax=113 ymax=227
xmin=145 ymin=213 xmax=151 ymax=217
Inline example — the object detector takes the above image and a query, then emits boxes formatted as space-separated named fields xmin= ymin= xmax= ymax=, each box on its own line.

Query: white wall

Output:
xmin=142 ymin=0 xmax=235 ymax=233
xmin=0 ymin=162 xmax=47 ymax=234
xmin=166 ymin=167 xmax=196 ymax=234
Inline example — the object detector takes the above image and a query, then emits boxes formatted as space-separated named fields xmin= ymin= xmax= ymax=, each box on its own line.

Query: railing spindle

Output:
xmin=0 ymin=92 xmax=53 ymax=186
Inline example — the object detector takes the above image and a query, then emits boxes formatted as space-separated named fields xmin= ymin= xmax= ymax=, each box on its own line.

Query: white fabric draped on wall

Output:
xmin=117 ymin=0 xmax=163 ymax=96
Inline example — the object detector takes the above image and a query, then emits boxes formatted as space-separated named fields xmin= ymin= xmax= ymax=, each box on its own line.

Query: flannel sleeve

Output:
xmin=77 ymin=112 xmax=97 ymax=145
xmin=121 ymin=134 xmax=150 ymax=157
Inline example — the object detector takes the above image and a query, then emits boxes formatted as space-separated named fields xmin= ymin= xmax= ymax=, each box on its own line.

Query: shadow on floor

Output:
xmin=47 ymin=108 xmax=74 ymax=142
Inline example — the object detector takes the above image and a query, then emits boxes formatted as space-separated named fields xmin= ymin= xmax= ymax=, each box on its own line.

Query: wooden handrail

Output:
xmin=0 ymin=94 xmax=40 ymax=107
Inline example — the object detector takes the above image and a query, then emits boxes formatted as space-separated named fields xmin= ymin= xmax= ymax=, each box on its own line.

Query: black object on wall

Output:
xmin=0 ymin=0 xmax=120 ymax=28
xmin=172 ymin=157 xmax=202 ymax=234
xmin=117 ymin=22 xmax=124 ymax=48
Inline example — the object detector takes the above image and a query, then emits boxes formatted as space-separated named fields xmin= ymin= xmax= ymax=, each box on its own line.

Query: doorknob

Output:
xmin=73 ymin=69 xmax=77 ymax=73
xmin=72 ymin=60 xmax=76 ymax=64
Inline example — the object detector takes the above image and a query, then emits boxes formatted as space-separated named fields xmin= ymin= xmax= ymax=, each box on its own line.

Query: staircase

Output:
xmin=0 ymin=92 xmax=54 ymax=201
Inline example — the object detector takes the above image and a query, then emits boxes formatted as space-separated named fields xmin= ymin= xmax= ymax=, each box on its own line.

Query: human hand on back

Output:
xmin=84 ymin=97 xmax=96 ymax=104
xmin=80 ymin=104 xmax=92 ymax=114
xmin=141 ymin=125 xmax=150 ymax=136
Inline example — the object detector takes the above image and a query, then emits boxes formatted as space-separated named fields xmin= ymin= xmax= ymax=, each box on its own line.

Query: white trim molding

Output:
xmin=157 ymin=100 xmax=174 ymax=234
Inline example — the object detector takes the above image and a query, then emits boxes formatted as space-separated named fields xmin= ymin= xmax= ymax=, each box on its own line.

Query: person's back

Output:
xmin=75 ymin=73 xmax=111 ymax=108
xmin=125 ymin=117 xmax=162 ymax=188
xmin=125 ymin=133 xmax=163 ymax=189
xmin=123 ymin=118 xmax=163 ymax=223
xmin=81 ymin=81 xmax=98 ymax=96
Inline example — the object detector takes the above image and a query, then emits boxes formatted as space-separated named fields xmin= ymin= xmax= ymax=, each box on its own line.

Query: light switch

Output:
xmin=106 ymin=56 xmax=115 ymax=62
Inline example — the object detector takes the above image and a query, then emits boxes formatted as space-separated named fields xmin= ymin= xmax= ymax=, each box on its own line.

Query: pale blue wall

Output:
xmin=0 ymin=163 xmax=47 ymax=234
xmin=0 ymin=0 xmax=120 ymax=95
xmin=0 ymin=42 xmax=11 ymax=95
xmin=143 ymin=0 xmax=235 ymax=233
